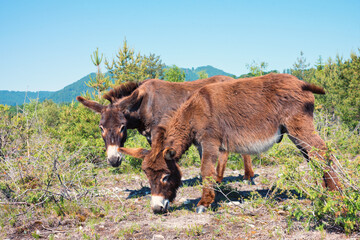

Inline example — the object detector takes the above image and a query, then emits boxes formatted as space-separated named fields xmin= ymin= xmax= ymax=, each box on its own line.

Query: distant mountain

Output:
xmin=0 ymin=66 xmax=235 ymax=106
xmin=181 ymin=65 xmax=235 ymax=81
xmin=0 ymin=90 xmax=53 ymax=106
xmin=47 ymin=73 xmax=95 ymax=103
xmin=0 ymin=74 xmax=96 ymax=106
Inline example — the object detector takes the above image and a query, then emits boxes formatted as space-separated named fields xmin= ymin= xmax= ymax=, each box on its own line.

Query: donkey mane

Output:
xmin=103 ymin=80 xmax=146 ymax=103
xmin=147 ymin=126 xmax=166 ymax=164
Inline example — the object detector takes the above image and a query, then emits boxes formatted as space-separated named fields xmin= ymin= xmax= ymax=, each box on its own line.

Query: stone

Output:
xmin=152 ymin=234 xmax=165 ymax=240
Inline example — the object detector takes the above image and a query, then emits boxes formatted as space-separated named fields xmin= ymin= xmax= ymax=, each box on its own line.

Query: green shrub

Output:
xmin=275 ymin=113 xmax=360 ymax=234
xmin=0 ymin=100 xmax=101 ymax=228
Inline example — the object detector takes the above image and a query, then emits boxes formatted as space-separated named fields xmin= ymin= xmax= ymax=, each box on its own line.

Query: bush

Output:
xmin=0 ymin=100 xmax=101 ymax=228
xmin=275 ymin=110 xmax=360 ymax=234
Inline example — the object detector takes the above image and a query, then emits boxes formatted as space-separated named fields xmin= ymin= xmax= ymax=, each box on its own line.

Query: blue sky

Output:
xmin=1 ymin=0 xmax=359 ymax=91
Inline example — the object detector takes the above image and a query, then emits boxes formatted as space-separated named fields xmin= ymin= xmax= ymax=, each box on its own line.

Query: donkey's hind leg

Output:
xmin=286 ymin=115 xmax=341 ymax=191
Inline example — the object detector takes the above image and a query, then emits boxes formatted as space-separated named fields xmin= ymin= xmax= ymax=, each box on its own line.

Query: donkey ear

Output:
xmin=163 ymin=148 xmax=176 ymax=161
xmin=119 ymin=147 xmax=150 ymax=159
xmin=116 ymin=89 xmax=145 ymax=112
xmin=76 ymin=96 xmax=104 ymax=113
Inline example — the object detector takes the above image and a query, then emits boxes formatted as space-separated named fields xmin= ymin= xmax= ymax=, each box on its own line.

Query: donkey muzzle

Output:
xmin=107 ymin=145 xmax=125 ymax=167
xmin=107 ymin=155 xmax=124 ymax=167
xmin=151 ymin=195 xmax=169 ymax=214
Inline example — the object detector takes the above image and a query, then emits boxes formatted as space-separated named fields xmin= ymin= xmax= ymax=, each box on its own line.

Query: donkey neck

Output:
xmin=125 ymin=111 xmax=144 ymax=130
xmin=165 ymin=116 xmax=194 ymax=160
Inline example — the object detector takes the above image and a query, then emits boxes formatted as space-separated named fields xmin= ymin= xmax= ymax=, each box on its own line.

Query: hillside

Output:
xmin=0 ymin=90 xmax=53 ymax=106
xmin=0 ymin=66 xmax=235 ymax=106
xmin=47 ymin=73 xmax=95 ymax=103
xmin=182 ymin=65 xmax=235 ymax=81
xmin=0 ymin=73 xmax=95 ymax=106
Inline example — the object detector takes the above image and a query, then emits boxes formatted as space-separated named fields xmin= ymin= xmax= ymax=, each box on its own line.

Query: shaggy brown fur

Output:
xmin=120 ymin=73 xmax=341 ymax=212
xmin=77 ymin=76 xmax=255 ymax=181
xmin=102 ymin=81 xmax=143 ymax=104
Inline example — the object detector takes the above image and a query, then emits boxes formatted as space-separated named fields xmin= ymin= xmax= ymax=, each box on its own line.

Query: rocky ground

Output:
xmin=2 ymin=165 xmax=359 ymax=240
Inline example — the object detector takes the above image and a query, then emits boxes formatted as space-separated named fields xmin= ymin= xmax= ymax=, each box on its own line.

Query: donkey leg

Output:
xmin=242 ymin=154 xmax=255 ymax=181
xmin=197 ymin=144 xmax=226 ymax=183
xmin=216 ymin=154 xmax=255 ymax=183
xmin=286 ymin=115 xmax=341 ymax=191
xmin=197 ymin=145 xmax=219 ymax=213
xmin=216 ymin=151 xmax=228 ymax=183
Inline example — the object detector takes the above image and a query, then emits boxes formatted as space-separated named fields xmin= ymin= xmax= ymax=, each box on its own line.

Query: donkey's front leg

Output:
xmin=216 ymin=150 xmax=228 ymax=183
xmin=197 ymin=145 xmax=219 ymax=213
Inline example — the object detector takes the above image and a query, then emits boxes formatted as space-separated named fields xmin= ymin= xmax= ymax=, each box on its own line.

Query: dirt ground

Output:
xmin=2 ymin=165 xmax=359 ymax=240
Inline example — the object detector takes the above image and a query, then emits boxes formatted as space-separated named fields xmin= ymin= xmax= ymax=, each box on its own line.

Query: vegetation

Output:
xmin=0 ymin=48 xmax=359 ymax=238
xmin=163 ymin=65 xmax=210 ymax=82
xmin=104 ymin=39 xmax=165 ymax=84
xmin=197 ymin=70 xmax=208 ymax=80
xmin=246 ymin=60 xmax=269 ymax=76
xmin=308 ymin=52 xmax=360 ymax=129
xmin=86 ymin=48 xmax=111 ymax=100
xmin=291 ymin=51 xmax=311 ymax=80
xmin=238 ymin=60 xmax=278 ymax=78
xmin=164 ymin=65 xmax=186 ymax=82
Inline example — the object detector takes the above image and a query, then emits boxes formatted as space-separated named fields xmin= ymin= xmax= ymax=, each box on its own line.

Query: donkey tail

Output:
xmin=302 ymin=83 xmax=325 ymax=95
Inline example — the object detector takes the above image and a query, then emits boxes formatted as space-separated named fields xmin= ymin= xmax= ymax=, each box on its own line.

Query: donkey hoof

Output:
xmin=196 ymin=205 xmax=207 ymax=213
xmin=249 ymin=178 xmax=256 ymax=185
xmin=243 ymin=178 xmax=255 ymax=185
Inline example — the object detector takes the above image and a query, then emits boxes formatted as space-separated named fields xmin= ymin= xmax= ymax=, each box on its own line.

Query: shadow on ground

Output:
xmin=170 ymin=185 xmax=304 ymax=213
xmin=124 ymin=173 xmax=256 ymax=199
xmin=124 ymin=173 xmax=304 ymax=213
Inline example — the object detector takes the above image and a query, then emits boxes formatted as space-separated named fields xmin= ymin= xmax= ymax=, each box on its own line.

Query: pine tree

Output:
xmin=291 ymin=51 xmax=310 ymax=80
xmin=307 ymin=51 xmax=360 ymax=129
xmin=315 ymin=55 xmax=324 ymax=71
xmin=338 ymin=52 xmax=360 ymax=128
xmin=143 ymin=53 xmax=165 ymax=79
xmin=105 ymin=39 xmax=164 ymax=85
xmin=86 ymin=48 xmax=111 ymax=100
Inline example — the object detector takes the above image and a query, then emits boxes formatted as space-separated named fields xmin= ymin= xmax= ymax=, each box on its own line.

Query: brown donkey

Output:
xmin=76 ymin=76 xmax=255 ymax=182
xmin=118 ymin=73 xmax=341 ymax=214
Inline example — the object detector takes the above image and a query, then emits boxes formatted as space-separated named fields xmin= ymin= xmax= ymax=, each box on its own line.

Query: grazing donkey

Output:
xmin=118 ymin=73 xmax=341 ymax=214
xmin=76 ymin=76 xmax=255 ymax=182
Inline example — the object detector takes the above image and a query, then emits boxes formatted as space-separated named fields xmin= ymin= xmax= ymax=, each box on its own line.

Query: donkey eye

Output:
xmin=119 ymin=125 xmax=126 ymax=132
xmin=99 ymin=126 xmax=104 ymax=133
xmin=161 ymin=174 xmax=170 ymax=183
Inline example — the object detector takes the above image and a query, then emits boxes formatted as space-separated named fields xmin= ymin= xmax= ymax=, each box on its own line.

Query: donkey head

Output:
xmin=76 ymin=96 xmax=128 ymax=167
xmin=143 ymin=147 xmax=181 ymax=214
xmin=119 ymin=127 xmax=182 ymax=214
